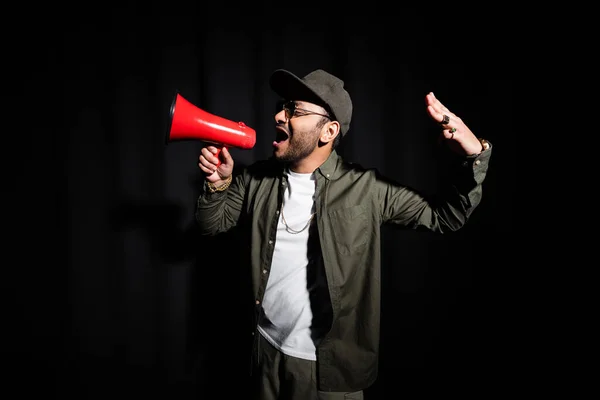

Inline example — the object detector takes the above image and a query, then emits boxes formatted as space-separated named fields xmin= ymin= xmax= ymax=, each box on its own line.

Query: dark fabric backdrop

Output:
xmin=6 ymin=14 xmax=512 ymax=400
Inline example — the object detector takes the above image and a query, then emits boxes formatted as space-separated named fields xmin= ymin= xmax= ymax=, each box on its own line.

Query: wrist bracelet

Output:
xmin=207 ymin=175 xmax=232 ymax=193
xmin=468 ymin=138 xmax=490 ymax=157
xmin=479 ymin=138 xmax=490 ymax=152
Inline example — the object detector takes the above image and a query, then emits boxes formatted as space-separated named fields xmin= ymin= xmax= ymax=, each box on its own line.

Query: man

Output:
xmin=195 ymin=68 xmax=492 ymax=399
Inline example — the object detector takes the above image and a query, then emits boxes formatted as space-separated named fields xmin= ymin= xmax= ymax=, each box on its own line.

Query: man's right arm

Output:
xmin=195 ymin=173 xmax=245 ymax=236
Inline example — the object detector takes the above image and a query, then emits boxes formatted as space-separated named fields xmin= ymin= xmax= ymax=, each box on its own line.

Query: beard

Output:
xmin=274 ymin=124 xmax=320 ymax=164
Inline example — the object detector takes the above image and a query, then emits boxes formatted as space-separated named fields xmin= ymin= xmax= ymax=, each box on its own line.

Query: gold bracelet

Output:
xmin=479 ymin=138 xmax=490 ymax=151
xmin=206 ymin=175 xmax=232 ymax=193
xmin=468 ymin=138 xmax=490 ymax=157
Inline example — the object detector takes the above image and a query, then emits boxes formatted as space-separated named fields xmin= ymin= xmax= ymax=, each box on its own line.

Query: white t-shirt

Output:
xmin=257 ymin=169 xmax=319 ymax=360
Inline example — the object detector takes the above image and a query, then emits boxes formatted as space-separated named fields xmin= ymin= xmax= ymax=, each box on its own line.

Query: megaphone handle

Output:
xmin=214 ymin=145 xmax=225 ymax=167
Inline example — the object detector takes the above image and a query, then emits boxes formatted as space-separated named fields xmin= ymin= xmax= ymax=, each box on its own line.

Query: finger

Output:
xmin=206 ymin=145 xmax=219 ymax=153
xmin=198 ymin=154 xmax=215 ymax=170
xmin=220 ymin=147 xmax=232 ymax=164
xmin=425 ymin=92 xmax=435 ymax=106
xmin=427 ymin=94 xmax=453 ymax=128
xmin=199 ymin=153 xmax=219 ymax=174
xmin=198 ymin=159 xmax=216 ymax=175
xmin=202 ymin=147 xmax=220 ymax=166
xmin=427 ymin=105 xmax=451 ymax=126
xmin=439 ymin=113 xmax=451 ymax=126
xmin=209 ymin=146 xmax=222 ymax=164
xmin=443 ymin=127 xmax=456 ymax=140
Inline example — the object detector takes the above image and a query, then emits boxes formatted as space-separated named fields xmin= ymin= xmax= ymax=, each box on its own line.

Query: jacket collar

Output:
xmin=315 ymin=150 xmax=340 ymax=181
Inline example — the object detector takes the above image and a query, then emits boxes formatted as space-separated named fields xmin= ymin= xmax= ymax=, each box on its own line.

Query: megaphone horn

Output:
xmin=166 ymin=91 xmax=256 ymax=165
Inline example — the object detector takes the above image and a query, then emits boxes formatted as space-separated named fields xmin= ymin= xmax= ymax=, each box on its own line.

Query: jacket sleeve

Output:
xmin=195 ymin=173 xmax=246 ymax=236
xmin=380 ymin=143 xmax=493 ymax=233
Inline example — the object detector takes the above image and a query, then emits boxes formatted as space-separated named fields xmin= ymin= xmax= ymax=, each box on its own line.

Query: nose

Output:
xmin=275 ymin=109 xmax=288 ymax=124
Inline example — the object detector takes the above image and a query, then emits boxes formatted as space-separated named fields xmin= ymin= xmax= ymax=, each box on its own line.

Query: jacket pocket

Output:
xmin=329 ymin=205 xmax=368 ymax=256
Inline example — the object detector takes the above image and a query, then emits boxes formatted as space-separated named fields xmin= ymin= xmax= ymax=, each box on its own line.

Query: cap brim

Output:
xmin=269 ymin=69 xmax=326 ymax=107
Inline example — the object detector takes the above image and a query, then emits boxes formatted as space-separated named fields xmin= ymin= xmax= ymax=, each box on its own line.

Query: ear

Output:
xmin=319 ymin=121 xmax=340 ymax=144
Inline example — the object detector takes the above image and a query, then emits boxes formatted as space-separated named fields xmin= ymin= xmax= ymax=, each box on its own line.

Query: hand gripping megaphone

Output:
xmin=166 ymin=91 xmax=256 ymax=166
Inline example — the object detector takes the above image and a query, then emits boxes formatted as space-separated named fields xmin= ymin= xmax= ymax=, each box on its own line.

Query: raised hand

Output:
xmin=425 ymin=92 xmax=484 ymax=156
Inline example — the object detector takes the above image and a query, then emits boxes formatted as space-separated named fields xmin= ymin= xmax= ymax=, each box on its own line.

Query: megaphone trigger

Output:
xmin=213 ymin=145 xmax=225 ymax=167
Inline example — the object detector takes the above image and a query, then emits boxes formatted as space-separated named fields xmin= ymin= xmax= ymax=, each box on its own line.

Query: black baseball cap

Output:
xmin=269 ymin=69 xmax=353 ymax=136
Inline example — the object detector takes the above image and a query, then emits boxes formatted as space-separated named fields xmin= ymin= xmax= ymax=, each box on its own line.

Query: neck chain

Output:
xmin=280 ymin=205 xmax=316 ymax=234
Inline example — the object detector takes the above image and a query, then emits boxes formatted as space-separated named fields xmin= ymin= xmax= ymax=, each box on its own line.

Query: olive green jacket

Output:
xmin=196 ymin=145 xmax=492 ymax=391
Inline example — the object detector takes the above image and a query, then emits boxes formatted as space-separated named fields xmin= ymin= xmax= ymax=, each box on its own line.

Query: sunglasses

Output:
xmin=276 ymin=100 xmax=331 ymax=120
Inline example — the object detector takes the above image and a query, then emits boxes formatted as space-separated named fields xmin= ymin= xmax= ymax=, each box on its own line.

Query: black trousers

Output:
xmin=252 ymin=332 xmax=364 ymax=400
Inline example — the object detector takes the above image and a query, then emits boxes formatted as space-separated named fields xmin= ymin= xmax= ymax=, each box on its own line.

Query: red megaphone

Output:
xmin=166 ymin=91 xmax=256 ymax=166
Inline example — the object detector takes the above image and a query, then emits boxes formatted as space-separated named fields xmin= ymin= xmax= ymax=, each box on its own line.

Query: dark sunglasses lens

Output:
xmin=275 ymin=100 xmax=295 ymax=118
xmin=284 ymin=101 xmax=295 ymax=118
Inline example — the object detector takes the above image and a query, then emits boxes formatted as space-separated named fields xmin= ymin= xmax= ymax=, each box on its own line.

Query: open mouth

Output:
xmin=275 ymin=126 xmax=289 ymax=143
